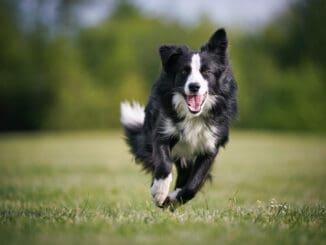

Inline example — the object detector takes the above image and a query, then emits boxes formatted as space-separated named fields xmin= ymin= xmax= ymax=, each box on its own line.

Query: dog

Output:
xmin=121 ymin=28 xmax=237 ymax=209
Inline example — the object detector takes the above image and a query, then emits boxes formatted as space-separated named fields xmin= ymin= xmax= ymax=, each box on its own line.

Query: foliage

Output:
xmin=0 ymin=131 xmax=325 ymax=244
xmin=0 ymin=0 xmax=325 ymax=131
xmin=0 ymin=2 xmax=53 ymax=130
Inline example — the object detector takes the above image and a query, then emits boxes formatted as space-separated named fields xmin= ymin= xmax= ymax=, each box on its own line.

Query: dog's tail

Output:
xmin=120 ymin=101 xmax=153 ymax=171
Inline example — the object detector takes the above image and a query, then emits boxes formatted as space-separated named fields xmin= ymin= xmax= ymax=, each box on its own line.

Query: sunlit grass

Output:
xmin=0 ymin=131 xmax=325 ymax=244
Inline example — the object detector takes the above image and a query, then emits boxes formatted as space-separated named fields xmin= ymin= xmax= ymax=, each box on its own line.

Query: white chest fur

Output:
xmin=162 ymin=117 xmax=217 ymax=160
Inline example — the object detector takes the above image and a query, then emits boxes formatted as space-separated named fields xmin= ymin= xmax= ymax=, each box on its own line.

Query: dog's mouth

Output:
xmin=185 ymin=92 xmax=207 ymax=114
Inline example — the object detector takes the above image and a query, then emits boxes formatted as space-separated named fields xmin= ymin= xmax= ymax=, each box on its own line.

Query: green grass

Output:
xmin=0 ymin=131 xmax=325 ymax=244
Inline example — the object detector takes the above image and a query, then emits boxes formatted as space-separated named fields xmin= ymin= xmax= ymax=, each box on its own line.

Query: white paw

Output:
xmin=168 ymin=188 xmax=182 ymax=202
xmin=150 ymin=173 xmax=172 ymax=206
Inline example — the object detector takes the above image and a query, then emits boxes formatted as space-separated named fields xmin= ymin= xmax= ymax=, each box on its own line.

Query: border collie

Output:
xmin=121 ymin=28 xmax=237 ymax=209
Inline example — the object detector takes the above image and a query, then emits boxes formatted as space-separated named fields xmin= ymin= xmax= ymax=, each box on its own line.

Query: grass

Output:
xmin=0 ymin=131 xmax=325 ymax=244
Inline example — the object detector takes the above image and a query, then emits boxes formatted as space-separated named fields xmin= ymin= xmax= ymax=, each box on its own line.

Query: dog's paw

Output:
xmin=162 ymin=188 xmax=182 ymax=211
xmin=150 ymin=173 xmax=172 ymax=207
xmin=168 ymin=188 xmax=182 ymax=201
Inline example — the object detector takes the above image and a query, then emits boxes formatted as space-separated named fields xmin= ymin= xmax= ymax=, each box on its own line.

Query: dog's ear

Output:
xmin=201 ymin=28 xmax=228 ymax=56
xmin=159 ymin=45 xmax=186 ymax=72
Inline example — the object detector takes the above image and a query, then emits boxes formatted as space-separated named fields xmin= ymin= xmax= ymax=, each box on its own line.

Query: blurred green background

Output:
xmin=0 ymin=0 xmax=325 ymax=132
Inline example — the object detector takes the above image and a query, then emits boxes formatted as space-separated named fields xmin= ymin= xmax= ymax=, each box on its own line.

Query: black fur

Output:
xmin=121 ymin=28 xmax=237 ymax=209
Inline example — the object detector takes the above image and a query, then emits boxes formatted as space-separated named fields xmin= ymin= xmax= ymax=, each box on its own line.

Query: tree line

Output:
xmin=0 ymin=0 xmax=325 ymax=131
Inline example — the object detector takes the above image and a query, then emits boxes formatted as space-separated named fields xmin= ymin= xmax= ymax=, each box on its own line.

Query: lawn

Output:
xmin=0 ymin=131 xmax=325 ymax=244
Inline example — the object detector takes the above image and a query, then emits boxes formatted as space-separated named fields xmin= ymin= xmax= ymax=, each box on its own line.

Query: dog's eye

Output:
xmin=201 ymin=68 xmax=212 ymax=76
xmin=180 ymin=67 xmax=190 ymax=76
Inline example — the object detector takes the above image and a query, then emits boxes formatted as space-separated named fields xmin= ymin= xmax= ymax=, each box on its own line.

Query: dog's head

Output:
xmin=159 ymin=28 xmax=229 ymax=117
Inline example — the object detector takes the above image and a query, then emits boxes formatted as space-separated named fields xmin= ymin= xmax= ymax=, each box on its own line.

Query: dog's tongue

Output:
xmin=186 ymin=95 xmax=205 ymax=112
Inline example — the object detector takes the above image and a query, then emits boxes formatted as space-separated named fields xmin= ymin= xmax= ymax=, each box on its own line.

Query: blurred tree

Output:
xmin=233 ymin=0 xmax=326 ymax=131
xmin=0 ymin=0 xmax=53 ymax=130
xmin=0 ymin=0 xmax=324 ymax=131
xmin=264 ymin=0 xmax=326 ymax=70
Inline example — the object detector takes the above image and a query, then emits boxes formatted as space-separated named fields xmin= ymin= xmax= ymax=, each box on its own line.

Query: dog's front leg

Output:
xmin=151 ymin=143 xmax=173 ymax=207
xmin=167 ymin=152 xmax=217 ymax=207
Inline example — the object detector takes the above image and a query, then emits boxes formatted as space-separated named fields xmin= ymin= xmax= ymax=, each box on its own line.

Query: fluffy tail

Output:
xmin=121 ymin=101 xmax=152 ymax=171
xmin=121 ymin=101 xmax=145 ymax=132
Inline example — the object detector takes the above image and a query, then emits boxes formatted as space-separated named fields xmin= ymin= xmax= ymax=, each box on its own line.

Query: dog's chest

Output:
xmin=163 ymin=118 xmax=217 ymax=160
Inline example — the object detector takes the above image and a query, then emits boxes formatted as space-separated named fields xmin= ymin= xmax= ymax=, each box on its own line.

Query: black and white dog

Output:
xmin=121 ymin=28 xmax=237 ymax=209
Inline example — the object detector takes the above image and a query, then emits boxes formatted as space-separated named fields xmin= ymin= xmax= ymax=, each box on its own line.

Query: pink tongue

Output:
xmin=187 ymin=95 xmax=204 ymax=112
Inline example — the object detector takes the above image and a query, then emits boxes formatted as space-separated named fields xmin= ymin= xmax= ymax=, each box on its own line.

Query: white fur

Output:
xmin=169 ymin=92 xmax=218 ymax=160
xmin=120 ymin=101 xmax=145 ymax=127
xmin=161 ymin=118 xmax=178 ymax=137
xmin=168 ymin=188 xmax=181 ymax=201
xmin=172 ymin=117 xmax=218 ymax=160
xmin=172 ymin=93 xmax=189 ymax=118
xmin=150 ymin=173 xmax=172 ymax=206
xmin=185 ymin=54 xmax=208 ymax=97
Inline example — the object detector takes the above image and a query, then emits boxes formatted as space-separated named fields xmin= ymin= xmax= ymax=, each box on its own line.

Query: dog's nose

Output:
xmin=188 ymin=83 xmax=200 ymax=93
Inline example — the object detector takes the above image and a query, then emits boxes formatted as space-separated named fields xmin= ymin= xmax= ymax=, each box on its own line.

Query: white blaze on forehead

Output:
xmin=185 ymin=53 xmax=208 ymax=96
xmin=191 ymin=53 xmax=201 ymax=70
